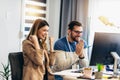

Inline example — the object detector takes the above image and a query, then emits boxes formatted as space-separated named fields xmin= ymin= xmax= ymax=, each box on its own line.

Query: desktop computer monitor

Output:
xmin=90 ymin=32 xmax=120 ymax=66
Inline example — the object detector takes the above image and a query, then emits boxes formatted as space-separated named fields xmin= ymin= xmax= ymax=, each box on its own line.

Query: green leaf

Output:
xmin=0 ymin=60 xmax=11 ymax=80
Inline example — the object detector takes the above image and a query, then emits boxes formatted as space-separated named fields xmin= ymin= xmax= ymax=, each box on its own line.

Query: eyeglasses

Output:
xmin=72 ymin=30 xmax=83 ymax=34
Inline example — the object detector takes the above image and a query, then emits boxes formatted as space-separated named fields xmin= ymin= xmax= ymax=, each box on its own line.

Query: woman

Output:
xmin=22 ymin=19 xmax=55 ymax=80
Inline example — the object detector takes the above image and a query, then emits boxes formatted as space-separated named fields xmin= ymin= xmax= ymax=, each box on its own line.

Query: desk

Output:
xmin=52 ymin=67 xmax=120 ymax=80
xmin=52 ymin=69 xmax=83 ymax=80
xmin=52 ymin=69 xmax=83 ymax=77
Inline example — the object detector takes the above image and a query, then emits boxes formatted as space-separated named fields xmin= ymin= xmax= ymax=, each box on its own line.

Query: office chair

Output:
xmin=8 ymin=52 xmax=50 ymax=80
xmin=8 ymin=52 xmax=23 ymax=80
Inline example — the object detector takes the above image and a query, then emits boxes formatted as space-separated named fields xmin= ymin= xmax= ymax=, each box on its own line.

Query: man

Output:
xmin=53 ymin=21 xmax=89 ymax=80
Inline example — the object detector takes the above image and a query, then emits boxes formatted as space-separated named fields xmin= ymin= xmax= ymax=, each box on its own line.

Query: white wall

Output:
xmin=88 ymin=0 xmax=120 ymax=60
xmin=0 ymin=0 xmax=22 ymax=72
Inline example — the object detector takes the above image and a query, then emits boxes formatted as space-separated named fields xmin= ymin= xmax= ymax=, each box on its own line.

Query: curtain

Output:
xmin=59 ymin=0 xmax=89 ymax=43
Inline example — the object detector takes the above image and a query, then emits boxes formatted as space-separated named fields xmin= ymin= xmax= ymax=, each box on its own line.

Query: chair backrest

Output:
xmin=8 ymin=52 xmax=24 ymax=80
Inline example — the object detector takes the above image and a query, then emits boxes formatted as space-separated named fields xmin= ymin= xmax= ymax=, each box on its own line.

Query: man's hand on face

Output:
xmin=75 ymin=40 xmax=84 ymax=58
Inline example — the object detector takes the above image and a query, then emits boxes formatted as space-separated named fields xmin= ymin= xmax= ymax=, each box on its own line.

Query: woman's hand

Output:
xmin=29 ymin=35 xmax=37 ymax=43
xmin=29 ymin=35 xmax=40 ymax=49
xmin=49 ymin=36 xmax=54 ymax=52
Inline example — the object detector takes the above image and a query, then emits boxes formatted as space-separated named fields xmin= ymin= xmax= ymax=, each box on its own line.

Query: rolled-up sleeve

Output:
xmin=79 ymin=48 xmax=89 ymax=67
xmin=52 ymin=50 xmax=79 ymax=72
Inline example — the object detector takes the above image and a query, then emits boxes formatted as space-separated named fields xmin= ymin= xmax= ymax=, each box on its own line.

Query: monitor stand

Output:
xmin=111 ymin=52 xmax=120 ymax=74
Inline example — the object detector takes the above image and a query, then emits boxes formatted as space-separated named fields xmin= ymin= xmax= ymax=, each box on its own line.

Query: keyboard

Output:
xmin=71 ymin=69 xmax=83 ymax=73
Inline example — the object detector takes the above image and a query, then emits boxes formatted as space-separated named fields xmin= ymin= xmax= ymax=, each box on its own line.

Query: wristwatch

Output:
xmin=79 ymin=56 xmax=85 ymax=59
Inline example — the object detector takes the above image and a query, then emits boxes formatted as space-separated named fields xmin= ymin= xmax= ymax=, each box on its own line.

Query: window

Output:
xmin=22 ymin=0 xmax=47 ymax=38
xmin=20 ymin=0 xmax=48 ymax=50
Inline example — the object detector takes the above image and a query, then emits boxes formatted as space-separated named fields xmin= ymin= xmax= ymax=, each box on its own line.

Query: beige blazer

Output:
xmin=22 ymin=40 xmax=55 ymax=80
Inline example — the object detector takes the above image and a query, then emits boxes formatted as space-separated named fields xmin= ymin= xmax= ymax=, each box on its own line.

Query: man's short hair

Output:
xmin=68 ymin=21 xmax=82 ymax=30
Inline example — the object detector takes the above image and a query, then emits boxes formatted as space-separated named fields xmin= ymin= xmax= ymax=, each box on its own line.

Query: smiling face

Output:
xmin=68 ymin=25 xmax=83 ymax=42
xmin=37 ymin=25 xmax=49 ymax=40
xmin=26 ymin=19 xmax=50 ymax=42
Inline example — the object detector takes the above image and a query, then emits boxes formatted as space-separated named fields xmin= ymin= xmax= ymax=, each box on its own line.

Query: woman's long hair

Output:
xmin=26 ymin=19 xmax=49 ymax=49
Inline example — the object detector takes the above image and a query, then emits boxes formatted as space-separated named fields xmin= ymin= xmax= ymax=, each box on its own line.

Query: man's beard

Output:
xmin=70 ymin=34 xmax=80 ymax=42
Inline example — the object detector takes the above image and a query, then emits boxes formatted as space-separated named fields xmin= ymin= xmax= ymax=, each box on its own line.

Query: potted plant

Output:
xmin=95 ymin=64 xmax=104 ymax=79
xmin=0 ymin=61 xmax=11 ymax=80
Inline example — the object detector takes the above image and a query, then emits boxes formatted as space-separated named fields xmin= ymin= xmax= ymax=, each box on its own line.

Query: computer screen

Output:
xmin=90 ymin=32 xmax=120 ymax=66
